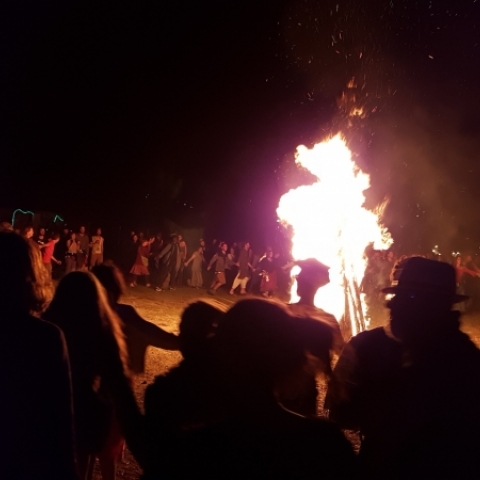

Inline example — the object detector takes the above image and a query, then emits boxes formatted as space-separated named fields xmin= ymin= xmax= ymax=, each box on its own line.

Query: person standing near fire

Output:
xmin=207 ymin=242 xmax=231 ymax=294
xmin=89 ymin=228 xmax=104 ymax=269
xmin=282 ymin=258 xmax=343 ymax=416
xmin=76 ymin=226 xmax=90 ymax=271
xmin=175 ymin=235 xmax=188 ymax=286
xmin=229 ymin=241 xmax=253 ymax=295
xmin=326 ymin=256 xmax=480 ymax=478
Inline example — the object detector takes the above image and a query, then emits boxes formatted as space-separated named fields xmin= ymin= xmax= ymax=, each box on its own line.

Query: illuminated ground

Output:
xmin=93 ymin=286 xmax=480 ymax=479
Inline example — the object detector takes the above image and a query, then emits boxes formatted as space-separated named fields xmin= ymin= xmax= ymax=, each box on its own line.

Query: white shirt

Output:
xmin=91 ymin=236 xmax=104 ymax=254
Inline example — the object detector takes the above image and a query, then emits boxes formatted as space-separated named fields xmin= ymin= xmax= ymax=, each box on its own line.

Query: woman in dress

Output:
xmin=129 ymin=238 xmax=154 ymax=287
xmin=65 ymin=231 xmax=79 ymax=274
xmin=185 ymin=246 xmax=205 ymax=288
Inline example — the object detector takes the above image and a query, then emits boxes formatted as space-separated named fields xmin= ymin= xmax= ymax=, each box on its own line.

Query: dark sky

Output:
xmin=1 ymin=0 xmax=480 ymax=252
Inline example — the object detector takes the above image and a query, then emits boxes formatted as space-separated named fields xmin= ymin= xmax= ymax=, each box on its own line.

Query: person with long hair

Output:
xmin=44 ymin=271 xmax=132 ymax=480
xmin=92 ymin=262 xmax=180 ymax=375
xmin=0 ymin=232 xmax=78 ymax=479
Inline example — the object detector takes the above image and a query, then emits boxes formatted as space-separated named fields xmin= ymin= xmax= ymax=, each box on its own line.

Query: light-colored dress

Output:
xmin=189 ymin=251 xmax=204 ymax=288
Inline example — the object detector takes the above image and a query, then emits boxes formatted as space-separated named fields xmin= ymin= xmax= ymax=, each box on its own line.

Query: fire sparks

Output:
xmin=277 ymin=134 xmax=392 ymax=336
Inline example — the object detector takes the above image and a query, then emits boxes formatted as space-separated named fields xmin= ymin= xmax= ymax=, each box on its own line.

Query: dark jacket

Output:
xmin=0 ymin=314 xmax=78 ymax=479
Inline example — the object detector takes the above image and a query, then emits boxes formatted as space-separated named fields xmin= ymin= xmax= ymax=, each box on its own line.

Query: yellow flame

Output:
xmin=277 ymin=134 xmax=392 ymax=334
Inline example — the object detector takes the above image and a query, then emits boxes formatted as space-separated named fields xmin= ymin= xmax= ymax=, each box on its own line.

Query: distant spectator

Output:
xmin=185 ymin=246 xmax=205 ymax=288
xmin=89 ymin=228 xmax=104 ymax=269
xmin=65 ymin=232 xmax=80 ymax=274
xmin=176 ymin=234 xmax=188 ymax=286
xmin=207 ymin=242 xmax=231 ymax=294
xmin=130 ymin=237 xmax=154 ymax=287
xmin=39 ymin=233 xmax=62 ymax=277
xmin=35 ymin=227 xmax=47 ymax=246
xmin=229 ymin=242 xmax=253 ymax=295
xmin=154 ymin=235 xmax=180 ymax=292
xmin=77 ymin=226 xmax=90 ymax=271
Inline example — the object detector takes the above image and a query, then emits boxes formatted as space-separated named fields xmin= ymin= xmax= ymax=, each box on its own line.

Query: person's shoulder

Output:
xmin=349 ymin=325 xmax=390 ymax=347
xmin=23 ymin=314 xmax=64 ymax=340
xmin=115 ymin=303 xmax=136 ymax=315
xmin=115 ymin=303 xmax=139 ymax=323
xmin=4 ymin=314 xmax=66 ymax=358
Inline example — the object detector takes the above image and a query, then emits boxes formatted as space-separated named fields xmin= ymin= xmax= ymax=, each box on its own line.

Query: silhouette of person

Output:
xmin=92 ymin=262 xmax=180 ymax=375
xmin=326 ymin=256 xmax=480 ymax=478
xmin=143 ymin=299 xmax=226 ymax=457
xmin=285 ymin=258 xmax=344 ymax=416
xmin=44 ymin=271 xmax=132 ymax=480
xmin=112 ymin=298 xmax=357 ymax=479
xmin=0 ymin=231 xmax=78 ymax=479
xmin=163 ymin=298 xmax=356 ymax=479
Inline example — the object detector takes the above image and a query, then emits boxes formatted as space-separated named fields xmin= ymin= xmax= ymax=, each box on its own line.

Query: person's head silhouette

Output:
xmin=382 ymin=256 xmax=467 ymax=346
xmin=295 ymin=259 xmax=330 ymax=306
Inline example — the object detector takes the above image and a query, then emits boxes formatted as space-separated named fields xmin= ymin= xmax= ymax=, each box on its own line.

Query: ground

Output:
xmin=92 ymin=285 xmax=480 ymax=479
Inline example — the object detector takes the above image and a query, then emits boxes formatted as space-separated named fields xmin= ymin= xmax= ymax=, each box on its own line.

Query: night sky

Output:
xmin=1 ymin=0 xmax=479 ymax=252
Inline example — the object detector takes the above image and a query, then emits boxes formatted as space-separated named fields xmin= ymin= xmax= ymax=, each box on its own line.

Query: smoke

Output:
xmin=273 ymin=0 xmax=480 ymax=255
xmin=368 ymin=99 xmax=480 ymax=254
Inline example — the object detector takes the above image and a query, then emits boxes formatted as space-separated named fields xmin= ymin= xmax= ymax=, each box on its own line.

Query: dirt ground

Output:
xmin=92 ymin=286 xmax=480 ymax=479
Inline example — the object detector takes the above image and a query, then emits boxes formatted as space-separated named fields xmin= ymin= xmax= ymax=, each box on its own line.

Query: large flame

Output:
xmin=277 ymin=134 xmax=392 ymax=336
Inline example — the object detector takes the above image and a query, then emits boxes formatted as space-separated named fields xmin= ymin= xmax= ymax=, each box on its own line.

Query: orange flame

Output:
xmin=277 ymin=134 xmax=392 ymax=335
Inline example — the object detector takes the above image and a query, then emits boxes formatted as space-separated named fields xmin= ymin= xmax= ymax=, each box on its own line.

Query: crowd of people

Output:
xmin=361 ymin=248 xmax=480 ymax=323
xmin=2 ymin=223 xmax=289 ymax=299
xmin=121 ymin=232 xmax=291 ymax=297
xmin=2 ymin=227 xmax=480 ymax=479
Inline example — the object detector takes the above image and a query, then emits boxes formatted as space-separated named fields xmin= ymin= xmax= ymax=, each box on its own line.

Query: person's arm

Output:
xmin=463 ymin=267 xmax=480 ymax=277
xmin=207 ymin=254 xmax=218 ymax=270
xmin=185 ymin=252 xmax=195 ymax=267
xmin=52 ymin=255 xmax=61 ymax=265
xmin=38 ymin=240 xmax=53 ymax=250
xmin=128 ymin=307 xmax=180 ymax=350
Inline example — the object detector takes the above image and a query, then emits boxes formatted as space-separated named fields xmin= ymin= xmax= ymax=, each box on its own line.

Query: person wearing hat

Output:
xmin=326 ymin=256 xmax=480 ymax=479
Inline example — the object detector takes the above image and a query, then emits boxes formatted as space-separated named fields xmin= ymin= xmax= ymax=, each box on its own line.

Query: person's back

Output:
xmin=144 ymin=300 xmax=226 ymax=448
xmin=0 ymin=314 xmax=77 ymax=480
xmin=0 ymin=231 xmax=78 ymax=479
xmin=155 ymin=402 xmax=356 ymax=479
xmin=327 ymin=257 xmax=480 ymax=478
xmin=145 ymin=298 xmax=356 ymax=479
